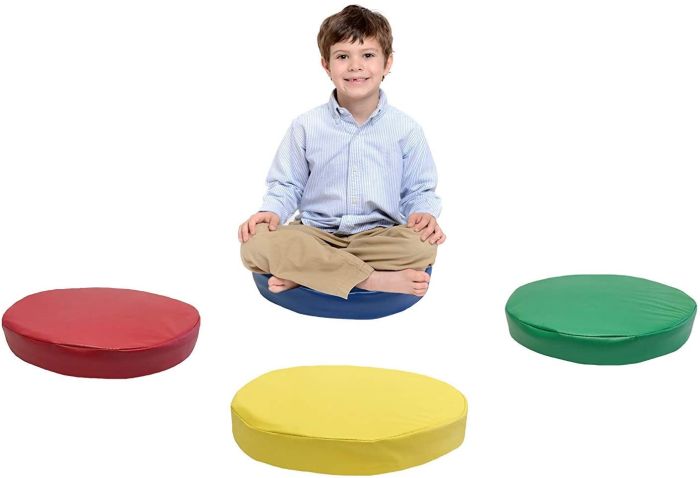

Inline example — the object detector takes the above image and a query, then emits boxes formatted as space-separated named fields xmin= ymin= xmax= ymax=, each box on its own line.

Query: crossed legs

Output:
xmin=240 ymin=223 xmax=437 ymax=299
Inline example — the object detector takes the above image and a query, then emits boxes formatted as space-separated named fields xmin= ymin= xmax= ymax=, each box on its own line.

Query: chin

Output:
xmin=341 ymin=86 xmax=379 ymax=98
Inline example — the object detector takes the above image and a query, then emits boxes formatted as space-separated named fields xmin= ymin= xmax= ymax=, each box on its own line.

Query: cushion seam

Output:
xmin=1 ymin=317 xmax=200 ymax=351
xmin=506 ymin=305 xmax=696 ymax=339
xmin=231 ymin=394 xmax=467 ymax=443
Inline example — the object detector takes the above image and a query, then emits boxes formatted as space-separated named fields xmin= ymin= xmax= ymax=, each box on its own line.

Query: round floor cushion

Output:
xmin=3 ymin=288 xmax=200 ymax=378
xmin=231 ymin=365 xmax=467 ymax=475
xmin=252 ymin=267 xmax=432 ymax=320
xmin=506 ymin=275 xmax=696 ymax=365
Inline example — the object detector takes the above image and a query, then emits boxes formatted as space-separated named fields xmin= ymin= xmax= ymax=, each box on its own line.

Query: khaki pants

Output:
xmin=240 ymin=222 xmax=437 ymax=299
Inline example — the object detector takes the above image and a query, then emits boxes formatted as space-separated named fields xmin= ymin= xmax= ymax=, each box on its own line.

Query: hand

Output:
xmin=407 ymin=212 xmax=446 ymax=245
xmin=238 ymin=211 xmax=280 ymax=243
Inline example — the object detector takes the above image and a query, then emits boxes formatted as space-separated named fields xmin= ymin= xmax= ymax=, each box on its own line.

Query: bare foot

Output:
xmin=268 ymin=276 xmax=299 ymax=293
xmin=356 ymin=270 xmax=430 ymax=296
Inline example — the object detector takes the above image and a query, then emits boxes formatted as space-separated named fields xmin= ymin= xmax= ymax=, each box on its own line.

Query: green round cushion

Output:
xmin=505 ymin=275 xmax=696 ymax=365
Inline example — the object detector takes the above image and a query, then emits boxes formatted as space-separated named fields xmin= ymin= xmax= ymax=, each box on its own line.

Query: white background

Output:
xmin=1 ymin=1 xmax=698 ymax=476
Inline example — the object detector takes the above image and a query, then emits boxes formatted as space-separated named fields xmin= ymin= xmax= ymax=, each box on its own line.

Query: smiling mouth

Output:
xmin=345 ymin=77 xmax=369 ymax=83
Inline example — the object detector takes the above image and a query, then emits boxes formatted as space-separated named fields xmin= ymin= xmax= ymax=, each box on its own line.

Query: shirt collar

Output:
xmin=328 ymin=89 xmax=388 ymax=123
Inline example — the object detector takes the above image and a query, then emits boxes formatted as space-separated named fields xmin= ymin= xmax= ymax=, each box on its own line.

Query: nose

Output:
xmin=349 ymin=56 xmax=363 ymax=71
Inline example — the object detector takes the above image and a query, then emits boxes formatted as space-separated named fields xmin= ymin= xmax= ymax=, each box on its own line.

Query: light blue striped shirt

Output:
xmin=260 ymin=89 xmax=441 ymax=235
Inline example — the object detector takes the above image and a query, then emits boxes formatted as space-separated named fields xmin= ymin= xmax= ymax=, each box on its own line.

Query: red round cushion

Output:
xmin=2 ymin=288 xmax=200 ymax=378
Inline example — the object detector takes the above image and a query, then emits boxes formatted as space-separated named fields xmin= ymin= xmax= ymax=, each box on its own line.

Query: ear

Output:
xmin=383 ymin=54 xmax=394 ymax=75
xmin=321 ymin=57 xmax=331 ymax=76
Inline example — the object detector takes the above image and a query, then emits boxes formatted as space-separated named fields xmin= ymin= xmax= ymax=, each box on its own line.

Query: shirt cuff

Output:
xmin=404 ymin=202 xmax=442 ymax=219
xmin=259 ymin=200 xmax=290 ymax=224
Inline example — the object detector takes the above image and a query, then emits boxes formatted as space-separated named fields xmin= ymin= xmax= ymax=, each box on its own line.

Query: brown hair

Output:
xmin=317 ymin=5 xmax=393 ymax=65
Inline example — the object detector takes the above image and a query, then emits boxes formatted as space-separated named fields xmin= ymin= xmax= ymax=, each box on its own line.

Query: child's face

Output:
xmin=322 ymin=37 xmax=393 ymax=104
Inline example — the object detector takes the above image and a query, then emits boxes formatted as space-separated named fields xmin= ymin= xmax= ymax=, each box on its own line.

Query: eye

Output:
xmin=363 ymin=53 xmax=376 ymax=58
xmin=336 ymin=54 xmax=348 ymax=60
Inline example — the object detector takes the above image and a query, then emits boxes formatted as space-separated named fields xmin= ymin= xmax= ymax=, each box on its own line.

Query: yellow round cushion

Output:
xmin=230 ymin=365 xmax=467 ymax=475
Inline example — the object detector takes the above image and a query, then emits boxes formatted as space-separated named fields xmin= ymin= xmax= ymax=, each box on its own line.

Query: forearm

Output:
xmin=260 ymin=183 xmax=302 ymax=224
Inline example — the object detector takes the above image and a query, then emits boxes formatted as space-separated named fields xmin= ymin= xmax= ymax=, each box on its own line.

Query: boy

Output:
xmin=238 ymin=5 xmax=446 ymax=299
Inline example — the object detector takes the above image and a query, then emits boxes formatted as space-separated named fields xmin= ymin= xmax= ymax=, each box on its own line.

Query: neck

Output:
xmin=336 ymin=90 xmax=380 ymax=125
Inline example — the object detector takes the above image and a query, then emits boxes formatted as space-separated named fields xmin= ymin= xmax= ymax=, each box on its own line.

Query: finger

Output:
xmin=437 ymin=233 xmax=446 ymax=245
xmin=413 ymin=215 xmax=427 ymax=231
xmin=237 ymin=225 xmax=242 ymax=243
xmin=407 ymin=213 xmax=418 ymax=228
xmin=241 ymin=222 xmax=250 ymax=242
xmin=269 ymin=214 xmax=280 ymax=230
xmin=413 ymin=215 xmax=430 ymax=232
xmin=248 ymin=216 xmax=260 ymax=236
xmin=421 ymin=218 xmax=437 ymax=241
xmin=428 ymin=225 xmax=442 ymax=244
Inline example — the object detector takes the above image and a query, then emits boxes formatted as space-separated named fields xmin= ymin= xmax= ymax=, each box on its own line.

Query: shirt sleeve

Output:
xmin=399 ymin=126 xmax=442 ymax=219
xmin=259 ymin=119 xmax=309 ymax=223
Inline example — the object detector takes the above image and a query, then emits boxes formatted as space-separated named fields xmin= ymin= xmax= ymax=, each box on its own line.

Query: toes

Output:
xmin=268 ymin=278 xmax=298 ymax=294
xmin=268 ymin=277 xmax=280 ymax=287
xmin=406 ymin=269 xmax=424 ymax=281
xmin=413 ymin=280 xmax=429 ymax=290
xmin=268 ymin=276 xmax=287 ymax=287
xmin=412 ymin=277 xmax=429 ymax=296
xmin=409 ymin=270 xmax=430 ymax=283
xmin=269 ymin=283 xmax=290 ymax=293
xmin=413 ymin=283 xmax=429 ymax=294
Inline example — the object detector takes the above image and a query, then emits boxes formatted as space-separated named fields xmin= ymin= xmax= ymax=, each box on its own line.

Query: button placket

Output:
xmin=350 ymin=128 xmax=363 ymax=211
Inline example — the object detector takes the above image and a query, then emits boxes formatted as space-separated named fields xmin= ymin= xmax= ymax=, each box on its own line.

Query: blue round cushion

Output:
xmin=252 ymin=267 xmax=432 ymax=320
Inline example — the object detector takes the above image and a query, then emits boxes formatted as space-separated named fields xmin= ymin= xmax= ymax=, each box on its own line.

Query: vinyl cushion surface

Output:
xmin=231 ymin=365 xmax=467 ymax=475
xmin=3 ymin=288 xmax=200 ymax=378
xmin=506 ymin=275 xmax=696 ymax=364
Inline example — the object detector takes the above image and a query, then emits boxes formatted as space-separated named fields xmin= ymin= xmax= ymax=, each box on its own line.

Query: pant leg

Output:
xmin=240 ymin=223 xmax=374 ymax=299
xmin=345 ymin=225 xmax=438 ymax=271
